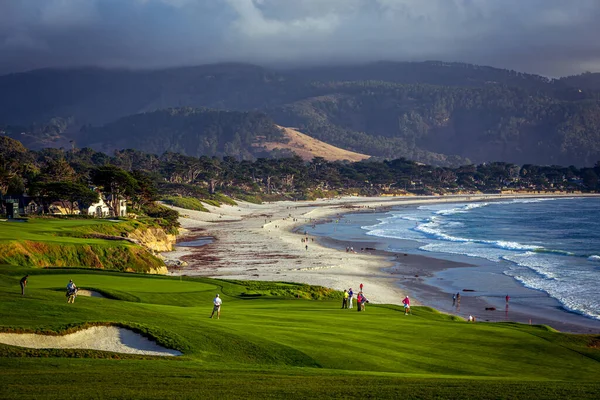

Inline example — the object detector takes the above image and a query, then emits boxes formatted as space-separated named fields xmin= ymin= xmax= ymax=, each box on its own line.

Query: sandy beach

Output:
xmin=162 ymin=194 xmax=600 ymax=333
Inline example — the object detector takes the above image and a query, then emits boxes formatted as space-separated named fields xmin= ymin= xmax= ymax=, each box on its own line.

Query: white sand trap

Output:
xmin=76 ymin=289 xmax=105 ymax=298
xmin=0 ymin=326 xmax=182 ymax=356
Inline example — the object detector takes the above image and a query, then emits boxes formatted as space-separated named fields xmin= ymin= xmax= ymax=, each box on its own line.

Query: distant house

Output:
xmin=48 ymin=201 xmax=80 ymax=215
xmin=2 ymin=195 xmax=42 ymax=218
xmin=86 ymin=197 xmax=111 ymax=217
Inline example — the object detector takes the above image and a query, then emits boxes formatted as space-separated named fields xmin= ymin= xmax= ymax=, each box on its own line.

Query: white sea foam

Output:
xmin=400 ymin=216 xmax=422 ymax=222
xmin=506 ymin=198 xmax=559 ymax=204
xmin=588 ymin=255 xmax=600 ymax=262
xmin=502 ymin=252 xmax=560 ymax=280
xmin=503 ymin=252 xmax=600 ymax=320
xmin=419 ymin=242 xmax=503 ymax=262
xmin=414 ymin=217 xmax=541 ymax=252
xmin=506 ymin=267 xmax=600 ymax=321
xmin=418 ymin=198 xmax=556 ymax=217
xmin=433 ymin=202 xmax=490 ymax=216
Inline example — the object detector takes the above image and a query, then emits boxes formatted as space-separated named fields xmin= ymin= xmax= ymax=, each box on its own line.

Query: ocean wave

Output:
xmin=588 ymin=255 xmax=600 ymax=261
xmin=415 ymin=218 xmax=541 ymax=252
xmin=505 ymin=268 xmax=600 ymax=321
xmin=433 ymin=202 xmax=490 ymax=216
xmin=419 ymin=243 xmax=502 ymax=262
xmin=506 ymin=198 xmax=559 ymax=204
xmin=501 ymin=252 xmax=559 ymax=280
xmin=533 ymin=248 xmax=576 ymax=256
xmin=420 ymin=197 xmax=559 ymax=217
xmin=400 ymin=216 xmax=422 ymax=222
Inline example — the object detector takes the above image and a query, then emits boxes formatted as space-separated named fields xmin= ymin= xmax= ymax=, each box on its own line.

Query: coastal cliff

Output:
xmin=127 ymin=227 xmax=176 ymax=253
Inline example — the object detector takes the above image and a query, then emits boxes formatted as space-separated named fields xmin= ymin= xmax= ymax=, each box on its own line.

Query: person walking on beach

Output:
xmin=402 ymin=296 xmax=411 ymax=315
xmin=452 ymin=294 xmax=456 ymax=305
xmin=348 ymin=288 xmax=354 ymax=309
xmin=211 ymin=294 xmax=222 ymax=319
xmin=360 ymin=283 xmax=363 ymax=292
xmin=505 ymin=295 xmax=510 ymax=305
xmin=20 ymin=275 xmax=28 ymax=296
xmin=456 ymin=292 xmax=461 ymax=305
xmin=342 ymin=290 xmax=348 ymax=309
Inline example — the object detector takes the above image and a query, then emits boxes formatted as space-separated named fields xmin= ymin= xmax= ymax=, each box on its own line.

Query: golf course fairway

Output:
xmin=1 ymin=266 xmax=599 ymax=399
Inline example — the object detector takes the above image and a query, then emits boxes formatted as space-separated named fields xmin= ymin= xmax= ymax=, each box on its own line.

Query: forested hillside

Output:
xmin=78 ymin=108 xmax=286 ymax=160
xmin=270 ymin=81 xmax=600 ymax=165
xmin=1 ymin=61 xmax=600 ymax=166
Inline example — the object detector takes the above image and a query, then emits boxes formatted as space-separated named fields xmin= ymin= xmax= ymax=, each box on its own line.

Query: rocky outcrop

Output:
xmin=127 ymin=228 xmax=176 ymax=253
xmin=147 ymin=265 xmax=169 ymax=275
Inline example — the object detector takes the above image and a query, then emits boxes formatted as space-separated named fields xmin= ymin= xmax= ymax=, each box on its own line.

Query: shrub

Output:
xmin=142 ymin=203 xmax=180 ymax=234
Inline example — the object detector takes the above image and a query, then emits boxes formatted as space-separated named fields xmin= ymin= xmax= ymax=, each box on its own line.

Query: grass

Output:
xmin=162 ymin=194 xmax=237 ymax=211
xmin=0 ymin=219 xmax=164 ymax=272
xmin=1 ymin=266 xmax=599 ymax=399
xmin=162 ymin=196 xmax=209 ymax=212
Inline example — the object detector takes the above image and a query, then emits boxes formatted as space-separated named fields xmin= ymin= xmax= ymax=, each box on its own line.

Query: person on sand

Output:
xmin=452 ymin=294 xmax=456 ymax=305
xmin=342 ymin=290 xmax=348 ymax=309
xmin=211 ymin=294 xmax=222 ymax=319
xmin=348 ymin=288 xmax=354 ymax=309
xmin=456 ymin=292 xmax=461 ymax=305
xmin=505 ymin=294 xmax=510 ymax=305
xmin=360 ymin=283 xmax=363 ymax=292
xmin=20 ymin=275 xmax=28 ymax=296
xmin=402 ymin=296 xmax=411 ymax=315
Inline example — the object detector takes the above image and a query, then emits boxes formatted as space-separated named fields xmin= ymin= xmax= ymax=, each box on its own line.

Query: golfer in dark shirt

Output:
xmin=20 ymin=275 xmax=28 ymax=296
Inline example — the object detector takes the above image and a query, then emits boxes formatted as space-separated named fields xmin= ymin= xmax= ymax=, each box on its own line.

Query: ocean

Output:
xmin=311 ymin=197 xmax=600 ymax=322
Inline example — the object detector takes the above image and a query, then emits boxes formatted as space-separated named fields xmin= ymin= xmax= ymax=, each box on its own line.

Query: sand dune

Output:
xmin=257 ymin=126 xmax=370 ymax=162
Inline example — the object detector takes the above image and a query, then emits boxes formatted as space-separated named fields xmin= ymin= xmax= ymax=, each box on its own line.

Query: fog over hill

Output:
xmin=1 ymin=0 xmax=599 ymax=77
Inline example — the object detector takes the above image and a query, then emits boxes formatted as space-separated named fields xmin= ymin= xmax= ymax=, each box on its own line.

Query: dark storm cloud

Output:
xmin=1 ymin=0 xmax=599 ymax=76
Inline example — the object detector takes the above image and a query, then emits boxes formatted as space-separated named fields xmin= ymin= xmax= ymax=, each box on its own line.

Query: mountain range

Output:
xmin=1 ymin=61 xmax=599 ymax=166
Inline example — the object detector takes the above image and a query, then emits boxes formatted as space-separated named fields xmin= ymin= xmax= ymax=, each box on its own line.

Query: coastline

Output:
xmin=162 ymin=194 xmax=600 ymax=334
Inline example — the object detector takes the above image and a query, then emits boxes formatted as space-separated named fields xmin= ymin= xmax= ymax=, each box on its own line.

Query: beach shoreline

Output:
xmin=162 ymin=193 xmax=600 ymax=334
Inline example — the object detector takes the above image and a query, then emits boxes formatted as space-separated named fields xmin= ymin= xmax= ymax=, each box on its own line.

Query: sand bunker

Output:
xmin=0 ymin=326 xmax=182 ymax=356
xmin=76 ymin=289 xmax=105 ymax=298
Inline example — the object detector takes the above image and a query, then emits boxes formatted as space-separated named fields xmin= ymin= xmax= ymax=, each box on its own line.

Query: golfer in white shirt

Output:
xmin=211 ymin=294 xmax=222 ymax=319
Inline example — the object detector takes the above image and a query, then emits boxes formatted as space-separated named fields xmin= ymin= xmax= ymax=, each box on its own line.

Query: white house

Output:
xmin=86 ymin=197 xmax=111 ymax=217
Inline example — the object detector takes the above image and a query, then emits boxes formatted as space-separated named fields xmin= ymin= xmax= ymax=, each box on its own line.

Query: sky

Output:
xmin=1 ymin=0 xmax=599 ymax=77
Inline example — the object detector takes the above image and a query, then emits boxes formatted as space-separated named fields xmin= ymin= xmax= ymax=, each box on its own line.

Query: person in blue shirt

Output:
xmin=348 ymin=288 xmax=354 ymax=309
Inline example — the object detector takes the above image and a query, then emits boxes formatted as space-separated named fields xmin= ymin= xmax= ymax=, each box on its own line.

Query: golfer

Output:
xmin=211 ymin=294 xmax=222 ymax=319
xmin=20 ymin=275 xmax=28 ymax=296
xmin=402 ymin=296 xmax=411 ymax=315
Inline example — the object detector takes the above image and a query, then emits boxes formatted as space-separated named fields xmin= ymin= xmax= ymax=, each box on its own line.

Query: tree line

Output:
xmin=2 ymin=137 xmax=599 ymax=215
